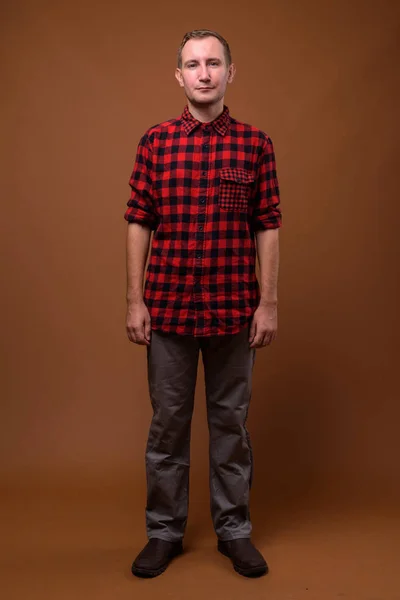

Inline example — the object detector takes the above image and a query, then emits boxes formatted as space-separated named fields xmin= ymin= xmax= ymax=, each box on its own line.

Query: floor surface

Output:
xmin=1 ymin=477 xmax=399 ymax=600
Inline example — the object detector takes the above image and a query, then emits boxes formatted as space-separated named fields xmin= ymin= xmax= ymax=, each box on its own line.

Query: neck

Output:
xmin=187 ymin=99 xmax=224 ymax=123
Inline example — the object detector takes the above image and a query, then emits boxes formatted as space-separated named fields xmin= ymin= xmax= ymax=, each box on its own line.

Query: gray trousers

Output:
xmin=145 ymin=322 xmax=256 ymax=542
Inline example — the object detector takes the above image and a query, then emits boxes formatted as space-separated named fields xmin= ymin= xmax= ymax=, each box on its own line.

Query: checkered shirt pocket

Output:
xmin=218 ymin=168 xmax=255 ymax=210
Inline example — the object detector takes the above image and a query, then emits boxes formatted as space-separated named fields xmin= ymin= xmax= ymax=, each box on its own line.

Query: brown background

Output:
xmin=1 ymin=0 xmax=400 ymax=598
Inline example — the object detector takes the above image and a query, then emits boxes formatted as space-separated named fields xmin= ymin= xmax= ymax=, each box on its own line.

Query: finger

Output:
xmin=131 ymin=326 xmax=146 ymax=345
xmin=266 ymin=332 xmax=274 ymax=345
xmin=249 ymin=335 xmax=259 ymax=348
xmin=127 ymin=323 xmax=141 ymax=344
xmin=263 ymin=331 xmax=270 ymax=345
xmin=140 ymin=323 xmax=150 ymax=345
xmin=261 ymin=331 xmax=273 ymax=346
xmin=253 ymin=334 xmax=264 ymax=348
xmin=144 ymin=318 xmax=151 ymax=343
xmin=249 ymin=320 xmax=256 ymax=342
xmin=257 ymin=329 xmax=269 ymax=346
xmin=250 ymin=331 xmax=260 ymax=347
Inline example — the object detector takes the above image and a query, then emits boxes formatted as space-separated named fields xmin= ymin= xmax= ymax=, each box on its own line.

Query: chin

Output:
xmin=192 ymin=93 xmax=219 ymax=104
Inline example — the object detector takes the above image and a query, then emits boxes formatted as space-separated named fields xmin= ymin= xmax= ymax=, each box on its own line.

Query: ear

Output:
xmin=227 ymin=63 xmax=236 ymax=84
xmin=175 ymin=68 xmax=184 ymax=87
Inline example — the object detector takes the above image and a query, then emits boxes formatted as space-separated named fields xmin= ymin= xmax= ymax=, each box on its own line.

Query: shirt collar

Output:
xmin=180 ymin=104 xmax=231 ymax=136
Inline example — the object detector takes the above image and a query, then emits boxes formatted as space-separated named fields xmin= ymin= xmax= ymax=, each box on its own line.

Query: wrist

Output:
xmin=259 ymin=299 xmax=278 ymax=308
xmin=126 ymin=295 xmax=144 ymax=306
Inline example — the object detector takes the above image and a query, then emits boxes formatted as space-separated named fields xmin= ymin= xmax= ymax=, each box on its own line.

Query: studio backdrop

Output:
xmin=1 ymin=0 xmax=399 ymax=509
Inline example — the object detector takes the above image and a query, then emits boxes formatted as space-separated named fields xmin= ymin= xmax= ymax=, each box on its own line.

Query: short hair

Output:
xmin=177 ymin=29 xmax=232 ymax=68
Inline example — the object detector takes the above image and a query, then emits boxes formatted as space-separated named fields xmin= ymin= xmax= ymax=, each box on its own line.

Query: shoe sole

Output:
xmin=218 ymin=545 xmax=268 ymax=578
xmin=131 ymin=546 xmax=183 ymax=578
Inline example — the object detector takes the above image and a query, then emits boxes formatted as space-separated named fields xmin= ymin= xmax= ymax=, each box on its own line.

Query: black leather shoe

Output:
xmin=131 ymin=538 xmax=184 ymax=578
xmin=218 ymin=538 xmax=268 ymax=577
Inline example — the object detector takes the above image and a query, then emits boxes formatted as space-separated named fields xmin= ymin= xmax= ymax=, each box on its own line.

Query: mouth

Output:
xmin=197 ymin=87 xmax=214 ymax=90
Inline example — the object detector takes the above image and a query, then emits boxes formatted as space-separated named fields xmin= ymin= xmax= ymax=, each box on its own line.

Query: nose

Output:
xmin=199 ymin=65 xmax=211 ymax=82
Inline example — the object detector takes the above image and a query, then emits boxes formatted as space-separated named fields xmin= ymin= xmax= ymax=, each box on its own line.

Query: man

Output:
xmin=125 ymin=29 xmax=281 ymax=578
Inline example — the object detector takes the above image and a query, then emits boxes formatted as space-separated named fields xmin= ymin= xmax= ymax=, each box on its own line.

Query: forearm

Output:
xmin=255 ymin=228 xmax=280 ymax=306
xmin=126 ymin=222 xmax=152 ymax=305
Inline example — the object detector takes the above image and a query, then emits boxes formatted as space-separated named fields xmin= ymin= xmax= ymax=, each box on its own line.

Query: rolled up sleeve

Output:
xmin=252 ymin=136 xmax=282 ymax=231
xmin=124 ymin=133 xmax=159 ymax=230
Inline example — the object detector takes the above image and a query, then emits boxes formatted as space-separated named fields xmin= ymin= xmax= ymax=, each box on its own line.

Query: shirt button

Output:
xmin=198 ymin=225 xmax=203 ymax=231
xmin=196 ymin=252 xmax=202 ymax=259
xmin=200 ymin=197 xmax=206 ymax=204
xmin=203 ymin=144 xmax=209 ymax=149
xmin=202 ymin=171 xmax=207 ymax=177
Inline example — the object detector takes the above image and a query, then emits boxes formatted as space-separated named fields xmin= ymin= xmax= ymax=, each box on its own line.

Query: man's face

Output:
xmin=175 ymin=37 xmax=235 ymax=107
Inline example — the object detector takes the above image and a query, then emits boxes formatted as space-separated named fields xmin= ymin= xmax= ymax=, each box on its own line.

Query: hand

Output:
xmin=249 ymin=304 xmax=277 ymax=348
xmin=126 ymin=301 xmax=151 ymax=345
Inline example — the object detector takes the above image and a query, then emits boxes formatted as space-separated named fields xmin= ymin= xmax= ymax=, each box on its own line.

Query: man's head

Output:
xmin=175 ymin=30 xmax=236 ymax=108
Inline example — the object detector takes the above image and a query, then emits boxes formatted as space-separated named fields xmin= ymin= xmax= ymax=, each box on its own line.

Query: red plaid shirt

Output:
xmin=125 ymin=105 xmax=282 ymax=337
